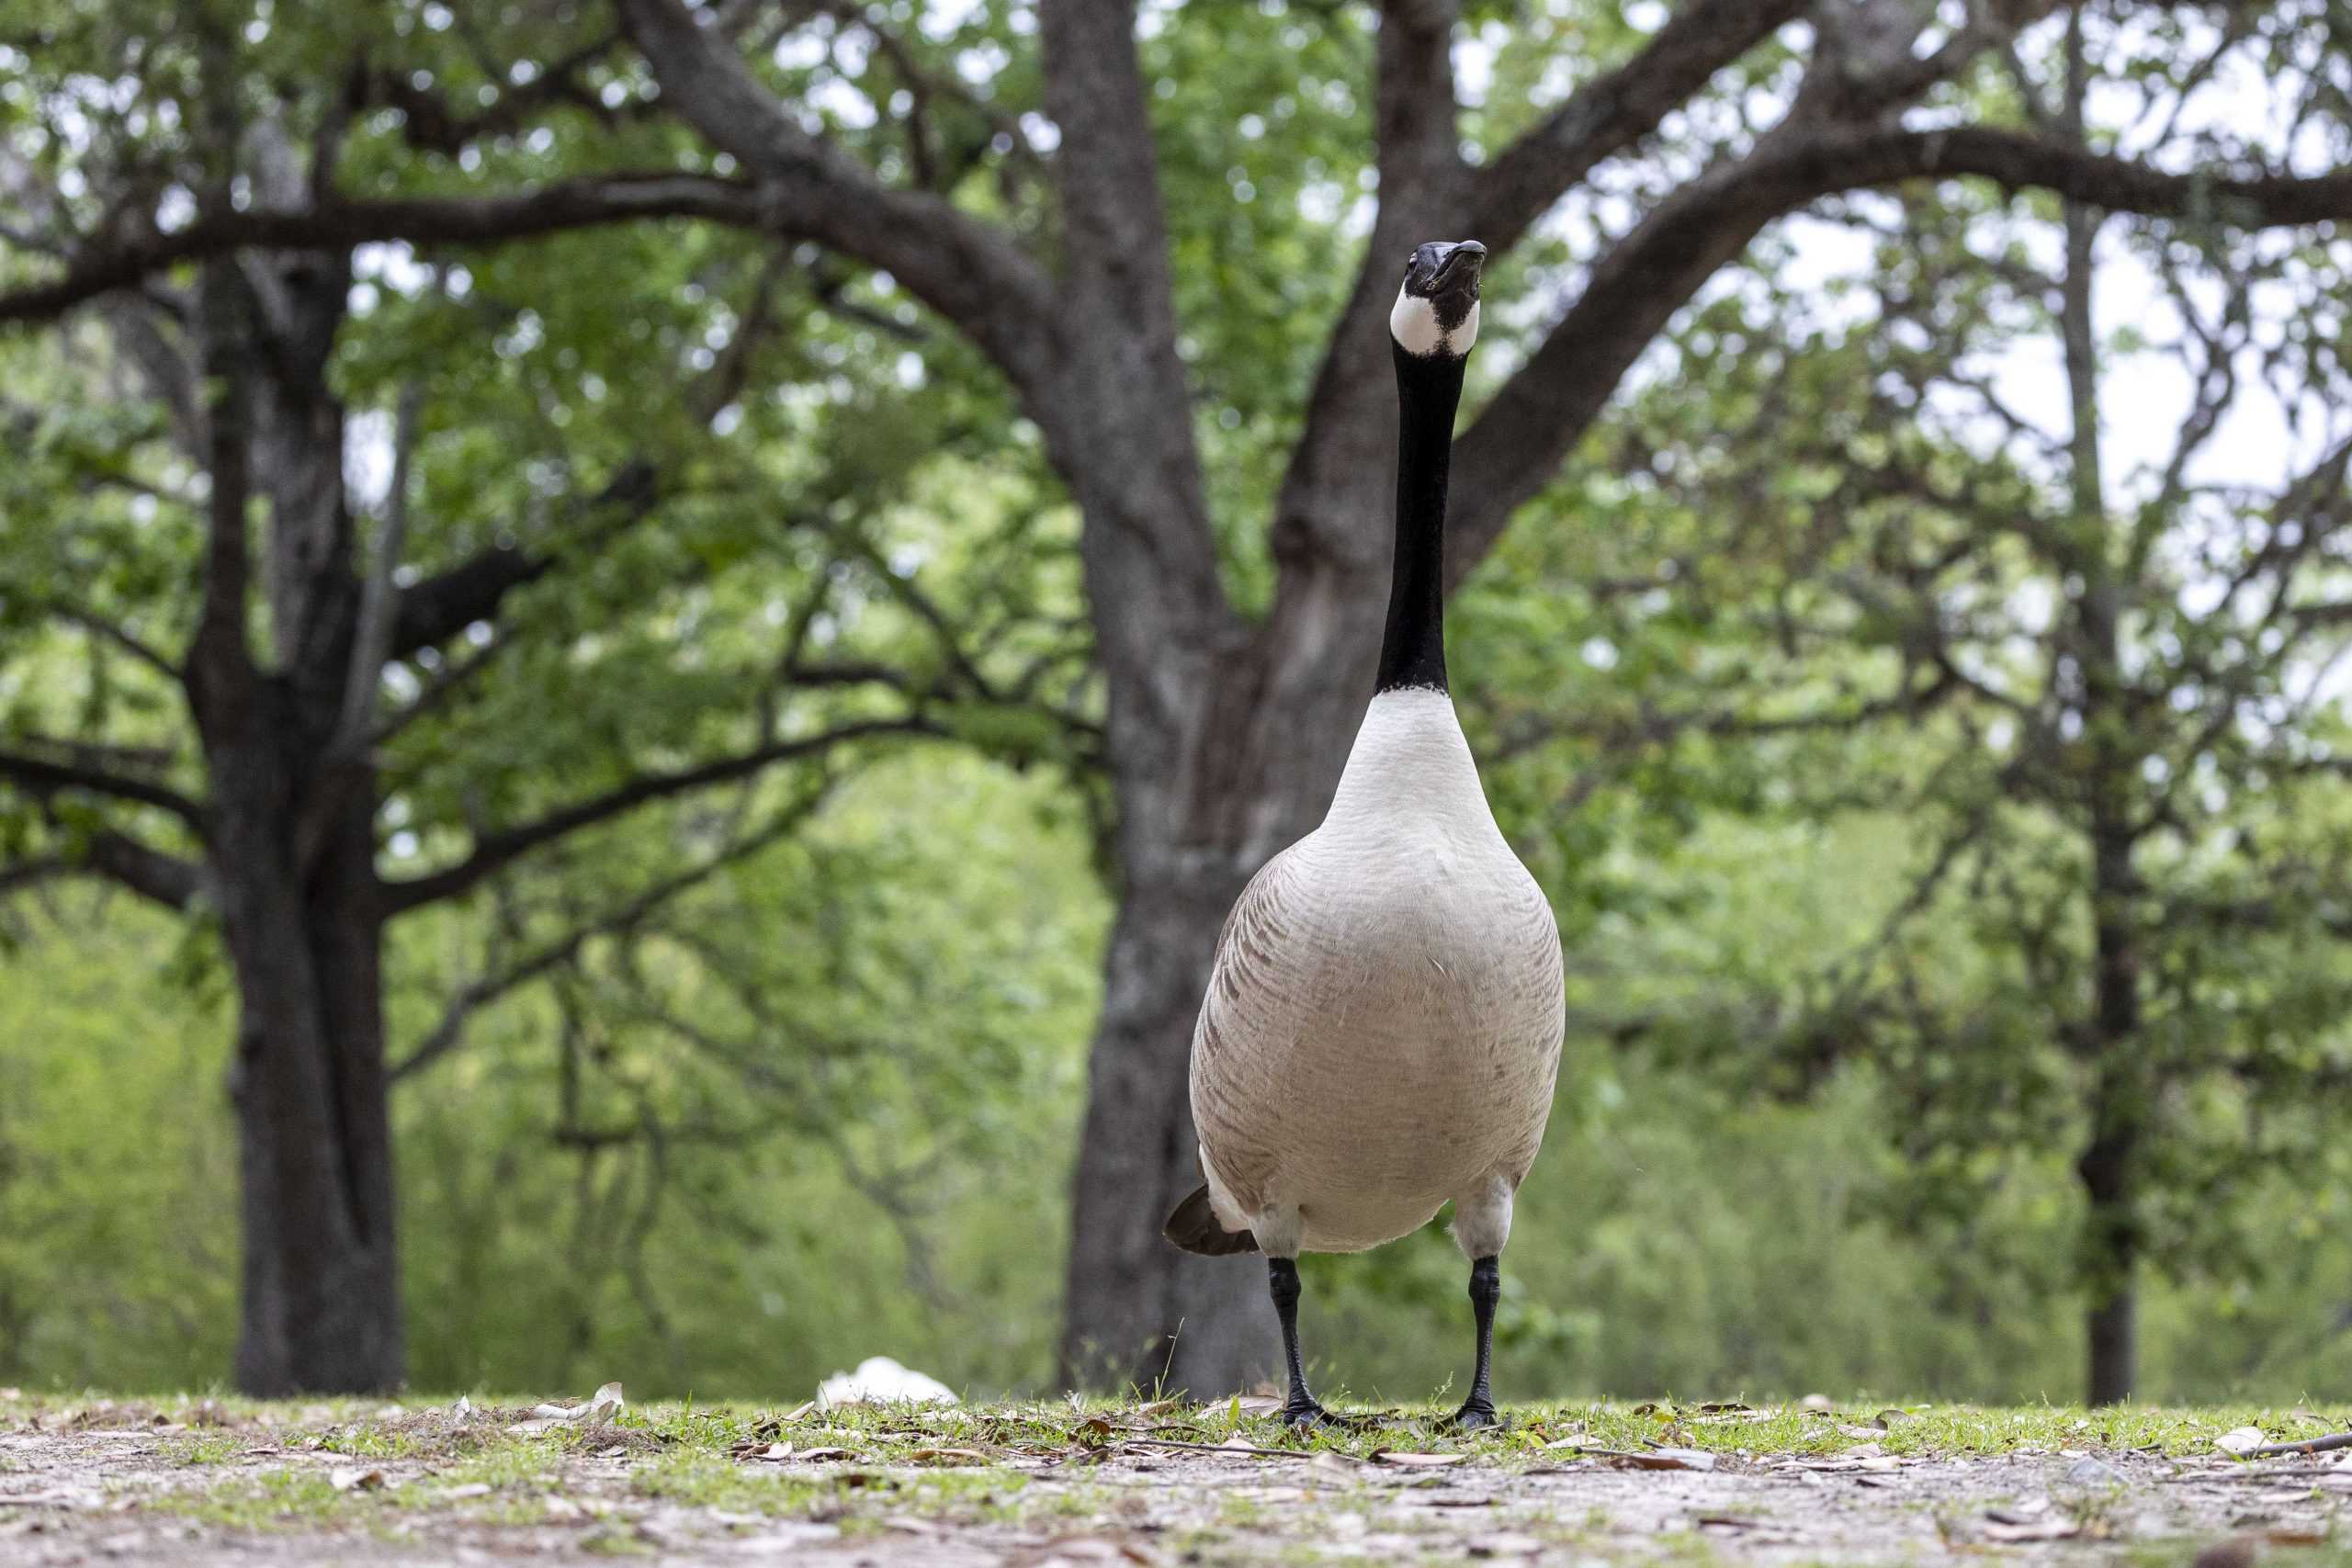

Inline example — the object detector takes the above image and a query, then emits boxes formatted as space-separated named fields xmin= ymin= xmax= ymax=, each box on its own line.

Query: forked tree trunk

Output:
xmin=188 ymin=239 xmax=405 ymax=1394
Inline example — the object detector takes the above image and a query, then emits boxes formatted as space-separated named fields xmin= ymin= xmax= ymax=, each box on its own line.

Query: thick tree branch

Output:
xmin=1 ymin=829 xmax=205 ymax=912
xmin=1448 ymin=124 xmax=2352 ymax=583
xmin=614 ymin=0 xmax=1059 ymax=401
xmin=388 ymin=459 xmax=657 ymax=657
xmin=0 ymin=745 xmax=207 ymax=828
xmin=379 ymin=716 xmax=939 ymax=914
xmin=0 ymin=174 xmax=767 ymax=326
xmin=186 ymin=258 xmax=259 ymax=709
xmin=83 ymin=829 xmax=206 ymax=910
xmin=1263 ymin=0 xmax=1461 ymax=576
xmin=336 ymin=385 xmax=423 ymax=750
xmin=1016 ymin=0 xmax=1238 ymax=713
xmin=30 ymin=601 xmax=182 ymax=679
xmin=363 ymin=33 xmax=627 ymax=155
xmin=1467 ymin=0 xmax=1811 ymax=252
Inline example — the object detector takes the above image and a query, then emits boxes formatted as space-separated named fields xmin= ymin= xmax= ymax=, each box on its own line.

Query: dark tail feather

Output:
xmin=1163 ymin=1184 xmax=1260 ymax=1257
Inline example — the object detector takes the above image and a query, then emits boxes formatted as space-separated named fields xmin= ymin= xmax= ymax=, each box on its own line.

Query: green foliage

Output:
xmin=0 ymin=897 xmax=236 ymax=1387
xmin=8 ymin=0 xmax=2352 ymax=1410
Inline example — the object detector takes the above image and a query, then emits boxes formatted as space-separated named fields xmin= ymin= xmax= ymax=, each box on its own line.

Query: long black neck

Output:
xmin=1375 ymin=340 xmax=1467 ymax=693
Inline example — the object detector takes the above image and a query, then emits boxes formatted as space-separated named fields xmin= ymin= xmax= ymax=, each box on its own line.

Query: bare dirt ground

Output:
xmin=3 ymin=1389 xmax=2347 ymax=1565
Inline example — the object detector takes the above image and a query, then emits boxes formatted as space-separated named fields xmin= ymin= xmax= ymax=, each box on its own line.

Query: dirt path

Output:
xmin=2 ymin=1393 xmax=2344 ymax=1564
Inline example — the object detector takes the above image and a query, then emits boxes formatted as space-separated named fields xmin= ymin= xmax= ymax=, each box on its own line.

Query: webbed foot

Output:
xmin=1445 ymin=1397 xmax=1505 ymax=1432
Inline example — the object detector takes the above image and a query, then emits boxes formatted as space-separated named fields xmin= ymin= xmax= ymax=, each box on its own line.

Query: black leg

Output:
xmin=1268 ymin=1258 xmax=1329 ymax=1427
xmin=1448 ymin=1255 xmax=1503 ymax=1431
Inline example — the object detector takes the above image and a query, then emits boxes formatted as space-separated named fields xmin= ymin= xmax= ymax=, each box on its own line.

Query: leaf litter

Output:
xmin=5 ymin=1391 xmax=2352 ymax=1563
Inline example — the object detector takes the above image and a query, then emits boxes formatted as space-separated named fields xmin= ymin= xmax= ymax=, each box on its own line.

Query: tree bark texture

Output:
xmin=185 ymin=247 xmax=407 ymax=1395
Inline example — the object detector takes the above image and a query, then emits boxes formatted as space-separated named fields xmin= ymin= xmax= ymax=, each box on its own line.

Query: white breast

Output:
xmin=1188 ymin=689 xmax=1565 ymax=1253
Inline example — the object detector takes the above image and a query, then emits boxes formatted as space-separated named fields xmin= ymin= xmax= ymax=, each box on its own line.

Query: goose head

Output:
xmin=1388 ymin=239 xmax=1485 ymax=360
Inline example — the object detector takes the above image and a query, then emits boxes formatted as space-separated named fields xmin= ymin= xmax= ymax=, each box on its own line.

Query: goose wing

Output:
xmin=1185 ymin=846 xmax=1311 ymax=1217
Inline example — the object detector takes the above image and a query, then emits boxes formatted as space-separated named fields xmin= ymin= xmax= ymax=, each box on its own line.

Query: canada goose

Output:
xmin=1164 ymin=240 xmax=1565 ymax=1428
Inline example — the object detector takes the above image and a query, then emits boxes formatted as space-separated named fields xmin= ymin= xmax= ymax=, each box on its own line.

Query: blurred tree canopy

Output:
xmin=5 ymin=0 xmax=2352 ymax=1405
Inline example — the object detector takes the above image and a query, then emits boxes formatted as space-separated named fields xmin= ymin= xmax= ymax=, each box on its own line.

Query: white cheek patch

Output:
xmin=1389 ymin=287 xmax=1479 ymax=358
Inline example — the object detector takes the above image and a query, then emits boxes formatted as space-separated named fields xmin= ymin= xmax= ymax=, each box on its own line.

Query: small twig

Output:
xmin=2240 ymin=1431 xmax=2352 ymax=1460
xmin=1117 ymin=1437 xmax=1333 ymax=1461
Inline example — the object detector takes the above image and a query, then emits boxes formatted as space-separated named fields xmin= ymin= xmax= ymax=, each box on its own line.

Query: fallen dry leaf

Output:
xmin=908 ymin=1448 xmax=991 ymax=1466
xmin=1372 ymin=1450 xmax=1470 ymax=1468
xmin=733 ymin=1441 xmax=793 ymax=1461
xmin=327 ymin=1468 xmax=384 ymax=1493
xmin=1587 ymin=1448 xmax=1716 ymax=1472
xmin=2215 ymin=1427 xmax=2266 ymax=1456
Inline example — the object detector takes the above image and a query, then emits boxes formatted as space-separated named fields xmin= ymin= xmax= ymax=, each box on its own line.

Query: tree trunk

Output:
xmin=1061 ymin=865 xmax=1265 ymax=1393
xmin=1046 ymin=0 xmax=1467 ymax=1393
xmin=209 ymin=700 xmax=403 ymax=1395
xmin=2077 ymin=1098 xmax=2140 ymax=1406
xmin=187 ymin=235 xmax=403 ymax=1395
xmin=1057 ymin=558 xmax=1397 ymax=1394
xmin=2055 ymin=16 xmax=2142 ymax=1408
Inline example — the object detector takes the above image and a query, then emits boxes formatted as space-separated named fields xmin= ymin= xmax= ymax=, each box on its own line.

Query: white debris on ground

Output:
xmin=507 ymin=1382 xmax=625 ymax=1436
xmin=816 ymin=1356 xmax=958 ymax=1407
